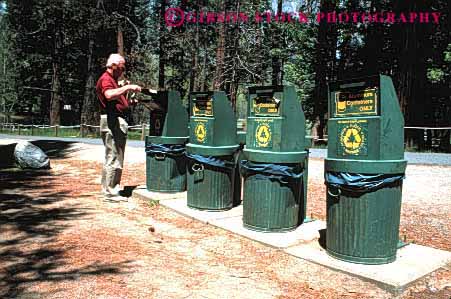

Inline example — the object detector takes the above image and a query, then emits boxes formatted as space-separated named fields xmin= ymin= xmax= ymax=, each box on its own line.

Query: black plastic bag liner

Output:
xmin=240 ymin=160 xmax=303 ymax=184
xmin=186 ymin=153 xmax=235 ymax=170
xmin=325 ymin=172 xmax=405 ymax=195
xmin=145 ymin=143 xmax=185 ymax=157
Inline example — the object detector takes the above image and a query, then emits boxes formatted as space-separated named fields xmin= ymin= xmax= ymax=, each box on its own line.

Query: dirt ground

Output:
xmin=0 ymin=142 xmax=450 ymax=299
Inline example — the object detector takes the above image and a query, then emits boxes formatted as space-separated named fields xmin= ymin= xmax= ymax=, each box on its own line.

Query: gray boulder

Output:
xmin=14 ymin=141 xmax=50 ymax=169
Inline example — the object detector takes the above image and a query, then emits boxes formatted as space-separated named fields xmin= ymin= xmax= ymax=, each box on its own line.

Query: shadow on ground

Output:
xmin=0 ymin=166 xmax=132 ymax=298
xmin=0 ymin=140 xmax=81 ymax=168
xmin=30 ymin=140 xmax=81 ymax=160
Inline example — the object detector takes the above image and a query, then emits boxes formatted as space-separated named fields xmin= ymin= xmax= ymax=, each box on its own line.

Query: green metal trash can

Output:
xmin=186 ymin=154 xmax=236 ymax=210
xmin=242 ymin=85 xmax=309 ymax=232
xmin=325 ymin=75 xmax=407 ymax=264
xmin=145 ymin=90 xmax=188 ymax=192
xmin=186 ymin=91 xmax=239 ymax=211
xmin=325 ymin=172 xmax=404 ymax=264
xmin=241 ymin=160 xmax=306 ymax=232
xmin=146 ymin=140 xmax=187 ymax=192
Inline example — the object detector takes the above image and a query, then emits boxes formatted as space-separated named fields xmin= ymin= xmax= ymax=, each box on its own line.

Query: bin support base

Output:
xmin=243 ymin=223 xmax=298 ymax=233
xmin=187 ymin=204 xmax=233 ymax=212
xmin=326 ymin=248 xmax=396 ymax=265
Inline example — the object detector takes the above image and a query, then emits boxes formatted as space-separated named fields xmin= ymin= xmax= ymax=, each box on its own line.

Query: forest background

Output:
xmin=0 ymin=0 xmax=449 ymax=150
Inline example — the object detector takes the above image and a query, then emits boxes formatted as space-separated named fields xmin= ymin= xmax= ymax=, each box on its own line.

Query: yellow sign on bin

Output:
xmin=255 ymin=122 xmax=272 ymax=148
xmin=195 ymin=122 xmax=207 ymax=143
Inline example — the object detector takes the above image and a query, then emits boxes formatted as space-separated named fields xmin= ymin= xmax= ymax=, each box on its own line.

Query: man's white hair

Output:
xmin=106 ymin=53 xmax=125 ymax=67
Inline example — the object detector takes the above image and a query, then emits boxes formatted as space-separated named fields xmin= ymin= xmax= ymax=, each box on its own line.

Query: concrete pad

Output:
xmin=157 ymin=196 xmax=325 ymax=248
xmin=285 ymin=241 xmax=451 ymax=293
xmin=132 ymin=186 xmax=186 ymax=202
xmin=210 ymin=216 xmax=326 ymax=248
xmin=159 ymin=197 xmax=243 ymax=223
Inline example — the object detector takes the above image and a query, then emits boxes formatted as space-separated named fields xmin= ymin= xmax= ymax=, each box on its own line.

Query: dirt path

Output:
xmin=0 ymin=143 xmax=450 ymax=298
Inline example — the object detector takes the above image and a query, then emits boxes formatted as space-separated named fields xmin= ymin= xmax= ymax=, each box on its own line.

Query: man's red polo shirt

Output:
xmin=96 ymin=71 xmax=129 ymax=115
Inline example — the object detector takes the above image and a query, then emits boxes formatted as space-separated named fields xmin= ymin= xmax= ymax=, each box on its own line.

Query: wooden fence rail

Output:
xmin=0 ymin=123 xmax=150 ymax=141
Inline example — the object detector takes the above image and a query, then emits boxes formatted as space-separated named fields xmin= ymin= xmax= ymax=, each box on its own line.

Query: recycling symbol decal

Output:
xmin=195 ymin=122 xmax=207 ymax=143
xmin=340 ymin=124 xmax=365 ymax=155
xmin=255 ymin=123 xmax=272 ymax=148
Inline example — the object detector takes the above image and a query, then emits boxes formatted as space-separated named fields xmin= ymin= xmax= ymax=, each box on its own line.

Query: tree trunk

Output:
xmin=271 ymin=0 xmax=283 ymax=85
xmin=49 ymin=16 xmax=62 ymax=126
xmin=117 ymin=24 xmax=124 ymax=56
xmin=158 ymin=0 xmax=166 ymax=89
xmin=81 ymin=72 xmax=97 ymax=126
xmin=214 ymin=19 xmax=225 ymax=90
xmin=190 ymin=20 xmax=200 ymax=93
xmin=312 ymin=0 xmax=338 ymax=140
xmin=81 ymin=63 xmax=97 ymax=130
xmin=49 ymin=62 xmax=61 ymax=125
xmin=254 ymin=0 xmax=264 ymax=85
xmin=393 ymin=1 xmax=427 ymax=149
xmin=2 ymin=55 xmax=6 ymax=121
xmin=201 ymin=44 xmax=208 ymax=91
xmin=172 ymin=0 xmax=188 ymax=94
xmin=228 ymin=0 xmax=242 ymax=111
xmin=81 ymin=0 xmax=102 ymax=129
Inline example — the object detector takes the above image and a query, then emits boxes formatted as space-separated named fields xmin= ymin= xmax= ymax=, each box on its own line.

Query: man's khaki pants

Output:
xmin=100 ymin=115 xmax=128 ymax=197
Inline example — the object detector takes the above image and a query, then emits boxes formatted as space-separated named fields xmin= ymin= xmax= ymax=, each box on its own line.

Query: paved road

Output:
xmin=0 ymin=133 xmax=143 ymax=147
xmin=1 ymin=134 xmax=451 ymax=166
xmin=308 ymin=148 xmax=451 ymax=166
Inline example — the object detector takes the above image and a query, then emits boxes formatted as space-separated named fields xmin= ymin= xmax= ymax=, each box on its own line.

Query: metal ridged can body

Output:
xmin=187 ymin=155 xmax=235 ymax=211
xmin=146 ymin=153 xmax=186 ymax=192
xmin=242 ymin=171 xmax=304 ymax=232
xmin=326 ymin=184 xmax=402 ymax=264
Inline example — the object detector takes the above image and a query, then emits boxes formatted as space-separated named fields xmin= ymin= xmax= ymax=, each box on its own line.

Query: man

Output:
xmin=95 ymin=53 xmax=142 ymax=202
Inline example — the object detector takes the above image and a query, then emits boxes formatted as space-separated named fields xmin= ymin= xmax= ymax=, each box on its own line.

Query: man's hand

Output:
xmin=127 ymin=84 xmax=142 ymax=92
xmin=118 ymin=79 xmax=130 ymax=87
xmin=105 ymin=84 xmax=142 ymax=100
xmin=127 ymin=85 xmax=142 ymax=106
